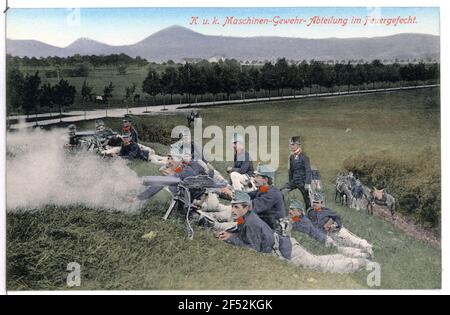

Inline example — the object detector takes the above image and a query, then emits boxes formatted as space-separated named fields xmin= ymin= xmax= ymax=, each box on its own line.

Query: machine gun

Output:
xmin=141 ymin=175 xmax=227 ymax=239
xmin=69 ymin=130 xmax=119 ymax=156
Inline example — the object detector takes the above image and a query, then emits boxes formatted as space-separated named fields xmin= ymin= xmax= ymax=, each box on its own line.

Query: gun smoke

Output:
xmin=6 ymin=127 xmax=144 ymax=212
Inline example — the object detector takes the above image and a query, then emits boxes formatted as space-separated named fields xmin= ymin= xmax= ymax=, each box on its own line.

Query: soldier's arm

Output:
xmin=251 ymin=193 xmax=275 ymax=215
xmin=226 ymin=234 xmax=248 ymax=247
xmin=306 ymin=222 xmax=328 ymax=243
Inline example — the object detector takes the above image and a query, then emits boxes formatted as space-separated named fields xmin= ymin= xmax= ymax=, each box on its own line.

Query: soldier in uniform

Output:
xmin=218 ymin=191 xmax=370 ymax=273
xmin=122 ymin=118 xmax=139 ymax=144
xmin=307 ymin=192 xmax=374 ymax=257
xmin=171 ymin=129 xmax=226 ymax=183
xmin=248 ymin=165 xmax=287 ymax=232
xmin=118 ymin=133 xmax=149 ymax=161
xmin=288 ymin=200 xmax=372 ymax=259
xmin=136 ymin=153 xmax=202 ymax=202
xmin=281 ymin=136 xmax=312 ymax=210
xmin=227 ymin=134 xmax=255 ymax=191
xmin=196 ymin=164 xmax=285 ymax=233
xmin=65 ymin=124 xmax=80 ymax=150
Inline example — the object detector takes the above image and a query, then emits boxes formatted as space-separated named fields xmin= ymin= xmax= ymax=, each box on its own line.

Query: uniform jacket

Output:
xmin=288 ymin=153 xmax=312 ymax=186
xmin=307 ymin=207 xmax=343 ymax=232
xmin=292 ymin=215 xmax=328 ymax=243
xmin=248 ymin=186 xmax=286 ymax=230
xmin=227 ymin=211 xmax=292 ymax=259
xmin=232 ymin=150 xmax=254 ymax=176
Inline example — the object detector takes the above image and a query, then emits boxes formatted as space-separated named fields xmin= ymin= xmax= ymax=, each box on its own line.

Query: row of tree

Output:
xmin=142 ymin=59 xmax=440 ymax=102
xmin=7 ymin=69 xmax=77 ymax=122
xmin=7 ymin=58 xmax=440 ymax=119
xmin=7 ymin=53 xmax=149 ymax=68
xmin=6 ymin=68 xmax=119 ymax=121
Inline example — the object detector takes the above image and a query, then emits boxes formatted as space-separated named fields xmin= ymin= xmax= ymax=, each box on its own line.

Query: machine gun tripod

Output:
xmin=141 ymin=175 xmax=227 ymax=239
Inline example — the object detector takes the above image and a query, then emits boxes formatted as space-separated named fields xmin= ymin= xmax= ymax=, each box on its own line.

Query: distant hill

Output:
xmin=7 ymin=25 xmax=440 ymax=62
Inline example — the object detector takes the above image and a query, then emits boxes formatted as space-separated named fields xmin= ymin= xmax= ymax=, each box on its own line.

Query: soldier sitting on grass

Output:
xmin=306 ymin=192 xmax=374 ymax=258
xmin=196 ymin=164 xmax=286 ymax=233
xmin=226 ymin=134 xmax=255 ymax=192
xmin=288 ymin=200 xmax=372 ymax=259
xmin=117 ymin=133 xmax=149 ymax=161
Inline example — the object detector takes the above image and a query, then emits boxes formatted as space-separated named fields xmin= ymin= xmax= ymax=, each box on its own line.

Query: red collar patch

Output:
xmin=236 ymin=216 xmax=245 ymax=225
xmin=259 ymin=185 xmax=269 ymax=193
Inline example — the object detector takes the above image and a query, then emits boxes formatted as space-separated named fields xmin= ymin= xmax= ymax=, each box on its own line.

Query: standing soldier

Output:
xmin=218 ymin=191 xmax=370 ymax=274
xmin=281 ymin=136 xmax=312 ymax=209
xmin=227 ymin=134 xmax=255 ymax=191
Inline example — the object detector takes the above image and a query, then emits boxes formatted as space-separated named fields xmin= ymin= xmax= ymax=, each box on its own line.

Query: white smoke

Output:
xmin=6 ymin=127 xmax=144 ymax=212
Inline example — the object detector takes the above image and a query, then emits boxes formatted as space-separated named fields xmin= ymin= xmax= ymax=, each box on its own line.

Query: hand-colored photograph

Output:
xmin=5 ymin=6 xmax=440 ymax=290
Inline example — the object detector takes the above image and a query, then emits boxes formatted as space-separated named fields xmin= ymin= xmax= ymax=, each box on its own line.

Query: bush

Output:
xmin=128 ymin=116 xmax=176 ymax=145
xmin=61 ymin=63 xmax=90 ymax=77
xmin=45 ymin=70 xmax=58 ymax=78
xmin=343 ymin=146 xmax=441 ymax=228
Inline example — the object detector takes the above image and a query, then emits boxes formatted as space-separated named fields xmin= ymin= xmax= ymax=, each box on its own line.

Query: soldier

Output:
xmin=65 ymin=124 xmax=80 ymax=150
xmin=227 ymin=134 xmax=255 ymax=191
xmin=95 ymin=120 xmax=115 ymax=140
xmin=248 ymin=164 xmax=287 ymax=232
xmin=196 ymin=164 xmax=285 ymax=233
xmin=136 ymin=154 xmax=203 ymax=202
xmin=288 ymin=200 xmax=372 ymax=259
xmin=307 ymin=192 xmax=374 ymax=257
xmin=171 ymin=130 xmax=226 ymax=183
xmin=122 ymin=118 xmax=138 ymax=143
xmin=218 ymin=191 xmax=370 ymax=274
xmin=281 ymin=136 xmax=312 ymax=210
xmin=118 ymin=133 xmax=149 ymax=161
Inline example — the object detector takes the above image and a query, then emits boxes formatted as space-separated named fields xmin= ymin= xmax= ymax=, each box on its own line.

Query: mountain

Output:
xmin=7 ymin=25 xmax=440 ymax=62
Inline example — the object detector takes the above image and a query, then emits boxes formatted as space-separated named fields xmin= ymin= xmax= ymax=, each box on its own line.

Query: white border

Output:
xmin=1 ymin=0 xmax=447 ymax=295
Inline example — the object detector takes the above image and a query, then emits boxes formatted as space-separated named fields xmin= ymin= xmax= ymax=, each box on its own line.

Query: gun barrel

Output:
xmin=74 ymin=131 xmax=97 ymax=137
xmin=142 ymin=176 xmax=181 ymax=186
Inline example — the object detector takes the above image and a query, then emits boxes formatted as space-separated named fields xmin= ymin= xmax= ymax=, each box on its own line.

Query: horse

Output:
xmin=335 ymin=172 xmax=352 ymax=206
xmin=368 ymin=187 xmax=396 ymax=218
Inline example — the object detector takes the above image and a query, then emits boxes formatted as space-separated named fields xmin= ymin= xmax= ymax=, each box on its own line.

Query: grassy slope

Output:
xmin=7 ymin=88 xmax=441 ymax=290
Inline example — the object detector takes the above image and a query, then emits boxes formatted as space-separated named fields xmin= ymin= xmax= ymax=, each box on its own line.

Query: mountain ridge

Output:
xmin=7 ymin=25 xmax=440 ymax=62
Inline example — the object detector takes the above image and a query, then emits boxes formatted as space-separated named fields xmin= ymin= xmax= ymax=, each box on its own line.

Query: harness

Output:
xmin=373 ymin=193 xmax=388 ymax=206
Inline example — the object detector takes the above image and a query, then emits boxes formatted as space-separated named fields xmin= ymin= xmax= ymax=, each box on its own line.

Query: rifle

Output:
xmin=141 ymin=175 xmax=227 ymax=239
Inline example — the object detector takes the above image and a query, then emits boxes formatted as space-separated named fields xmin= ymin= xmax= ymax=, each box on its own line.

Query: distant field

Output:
xmin=7 ymin=88 xmax=441 ymax=290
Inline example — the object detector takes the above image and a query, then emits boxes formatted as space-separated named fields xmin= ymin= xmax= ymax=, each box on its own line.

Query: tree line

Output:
xmin=142 ymin=59 xmax=439 ymax=103
xmin=6 ymin=58 xmax=440 ymax=120
xmin=7 ymin=53 xmax=149 ymax=68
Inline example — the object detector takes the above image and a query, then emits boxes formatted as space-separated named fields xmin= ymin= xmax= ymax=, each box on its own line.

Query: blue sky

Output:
xmin=7 ymin=7 xmax=440 ymax=46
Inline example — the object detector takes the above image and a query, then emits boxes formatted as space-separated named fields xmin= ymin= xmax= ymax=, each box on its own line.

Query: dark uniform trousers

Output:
xmin=281 ymin=182 xmax=311 ymax=210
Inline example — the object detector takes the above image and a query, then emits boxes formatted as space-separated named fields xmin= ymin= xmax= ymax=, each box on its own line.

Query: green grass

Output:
xmin=7 ymin=88 xmax=441 ymax=290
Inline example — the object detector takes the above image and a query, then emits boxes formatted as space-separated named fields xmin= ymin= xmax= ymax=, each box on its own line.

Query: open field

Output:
xmin=6 ymin=88 xmax=441 ymax=290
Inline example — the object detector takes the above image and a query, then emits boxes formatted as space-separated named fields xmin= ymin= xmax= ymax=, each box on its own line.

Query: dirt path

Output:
xmin=372 ymin=205 xmax=440 ymax=248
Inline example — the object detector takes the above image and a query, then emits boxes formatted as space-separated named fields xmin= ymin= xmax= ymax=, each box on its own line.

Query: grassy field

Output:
xmin=6 ymin=88 xmax=441 ymax=290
